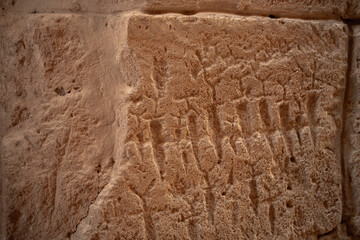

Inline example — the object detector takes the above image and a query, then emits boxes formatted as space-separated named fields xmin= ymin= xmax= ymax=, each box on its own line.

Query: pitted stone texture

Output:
xmin=71 ymin=14 xmax=348 ymax=239
xmin=1 ymin=0 xmax=360 ymax=19
xmin=0 ymin=14 xmax=127 ymax=239
xmin=0 ymin=0 xmax=146 ymax=13
xmin=145 ymin=0 xmax=360 ymax=19
xmin=344 ymin=25 xmax=360 ymax=237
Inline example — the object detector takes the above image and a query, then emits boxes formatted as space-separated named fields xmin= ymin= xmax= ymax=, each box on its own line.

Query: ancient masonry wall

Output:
xmin=0 ymin=1 xmax=360 ymax=239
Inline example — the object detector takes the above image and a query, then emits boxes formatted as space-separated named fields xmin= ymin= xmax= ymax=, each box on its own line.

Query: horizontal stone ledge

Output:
xmin=144 ymin=0 xmax=360 ymax=20
xmin=1 ymin=0 xmax=359 ymax=20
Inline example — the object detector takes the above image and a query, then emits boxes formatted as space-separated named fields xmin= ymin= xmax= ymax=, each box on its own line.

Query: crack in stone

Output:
xmin=68 ymin=178 xmax=113 ymax=239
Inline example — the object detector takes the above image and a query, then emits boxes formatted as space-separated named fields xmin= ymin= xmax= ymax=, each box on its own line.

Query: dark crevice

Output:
xmin=317 ymin=226 xmax=337 ymax=237
xmin=341 ymin=18 xmax=360 ymax=26
xmin=339 ymin=24 xmax=354 ymax=234
xmin=3 ymin=7 xmax=360 ymax=23
xmin=143 ymin=9 xmax=360 ymax=22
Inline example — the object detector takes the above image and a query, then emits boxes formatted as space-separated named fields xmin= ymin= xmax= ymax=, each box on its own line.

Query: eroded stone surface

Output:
xmin=1 ymin=0 xmax=360 ymax=19
xmin=145 ymin=0 xmax=360 ymax=19
xmin=0 ymin=13 xmax=129 ymax=239
xmin=0 ymin=0 xmax=146 ymax=13
xmin=68 ymin=14 xmax=349 ymax=239
xmin=343 ymin=25 xmax=360 ymax=237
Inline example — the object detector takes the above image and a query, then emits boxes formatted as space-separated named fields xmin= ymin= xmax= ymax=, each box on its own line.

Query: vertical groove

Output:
xmin=340 ymin=24 xmax=354 ymax=233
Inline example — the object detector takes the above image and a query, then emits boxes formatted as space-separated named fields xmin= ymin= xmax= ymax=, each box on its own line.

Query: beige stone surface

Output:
xmin=1 ymin=0 xmax=360 ymax=19
xmin=0 ymin=13 xmax=131 ymax=239
xmin=1 ymin=2 xmax=359 ymax=239
xmin=65 ymin=13 xmax=349 ymax=239
xmin=144 ymin=0 xmax=360 ymax=19
xmin=0 ymin=0 xmax=146 ymax=13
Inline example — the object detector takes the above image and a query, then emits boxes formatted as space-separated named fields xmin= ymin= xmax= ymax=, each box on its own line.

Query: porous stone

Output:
xmin=68 ymin=13 xmax=349 ymax=239
xmin=343 ymin=25 xmax=360 ymax=236
xmin=0 ymin=0 xmax=146 ymax=13
xmin=0 ymin=13 xmax=130 ymax=239
xmin=1 ymin=0 xmax=360 ymax=19
xmin=145 ymin=0 xmax=360 ymax=19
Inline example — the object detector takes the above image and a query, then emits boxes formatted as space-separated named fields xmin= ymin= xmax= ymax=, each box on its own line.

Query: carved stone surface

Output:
xmin=67 ymin=13 xmax=349 ymax=239
xmin=1 ymin=1 xmax=359 ymax=239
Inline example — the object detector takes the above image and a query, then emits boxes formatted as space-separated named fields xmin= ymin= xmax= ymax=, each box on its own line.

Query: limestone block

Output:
xmin=70 ymin=13 xmax=348 ymax=239
xmin=145 ymin=0 xmax=360 ymax=19
xmin=0 ymin=0 xmax=146 ymax=13
xmin=1 ymin=0 xmax=359 ymax=19
xmin=0 ymin=13 xmax=130 ymax=239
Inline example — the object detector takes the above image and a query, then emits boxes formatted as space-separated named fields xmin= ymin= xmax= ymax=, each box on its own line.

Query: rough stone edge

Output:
xmin=68 ymin=11 xmax=140 ymax=240
xmin=342 ymin=24 xmax=360 ymax=237
xmin=143 ymin=0 xmax=360 ymax=20
xmin=0 ymin=0 xmax=359 ymax=20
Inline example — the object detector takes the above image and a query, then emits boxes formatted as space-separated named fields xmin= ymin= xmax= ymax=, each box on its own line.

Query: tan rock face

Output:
xmin=1 ymin=0 xmax=360 ymax=19
xmin=0 ymin=0 xmax=146 ymax=13
xmin=145 ymin=0 xmax=360 ymax=19
xmin=69 ymin=14 xmax=348 ymax=239
xmin=0 ymin=3 xmax=359 ymax=240
xmin=0 ymin=13 xmax=129 ymax=239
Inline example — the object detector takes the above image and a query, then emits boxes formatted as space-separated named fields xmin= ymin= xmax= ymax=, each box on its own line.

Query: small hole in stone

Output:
xmin=221 ymin=192 xmax=226 ymax=196
xmin=287 ymin=184 xmax=292 ymax=190
xmin=269 ymin=14 xmax=276 ymax=19
xmin=286 ymin=201 xmax=293 ymax=208
xmin=96 ymin=164 xmax=101 ymax=173
xmin=218 ymin=160 xmax=221 ymax=164
xmin=105 ymin=22 xmax=108 ymax=27
xmin=290 ymin=156 xmax=296 ymax=163
xmin=54 ymin=87 xmax=65 ymax=96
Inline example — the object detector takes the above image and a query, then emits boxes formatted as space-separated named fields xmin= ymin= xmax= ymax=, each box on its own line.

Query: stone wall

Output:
xmin=1 ymin=1 xmax=359 ymax=239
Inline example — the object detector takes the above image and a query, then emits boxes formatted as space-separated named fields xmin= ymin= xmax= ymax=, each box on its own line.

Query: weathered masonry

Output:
xmin=1 ymin=1 xmax=360 ymax=239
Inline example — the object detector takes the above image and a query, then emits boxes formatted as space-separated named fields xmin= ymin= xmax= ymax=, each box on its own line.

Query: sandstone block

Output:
xmin=70 ymin=13 xmax=349 ymax=239
xmin=0 ymin=0 xmax=146 ymax=13
xmin=0 ymin=13 xmax=129 ymax=239
xmin=1 ymin=0 xmax=360 ymax=19
xmin=145 ymin=0 xmax=360 ymax=19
